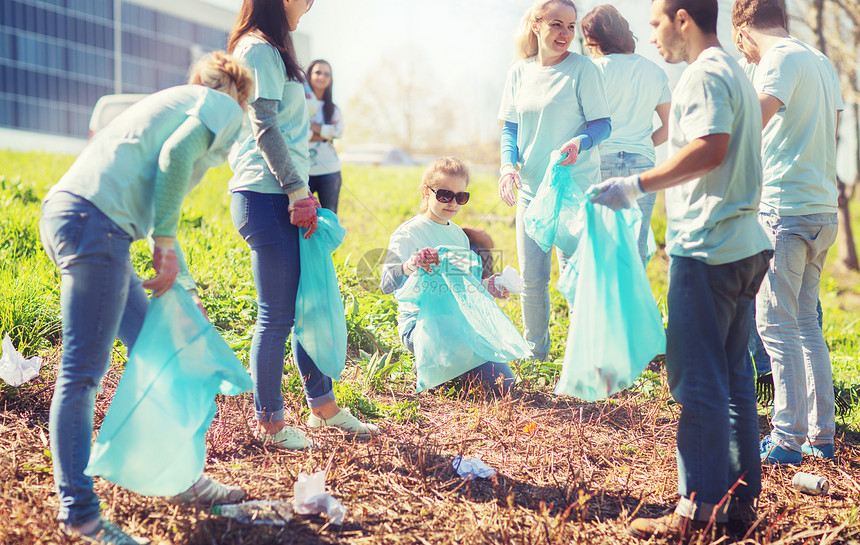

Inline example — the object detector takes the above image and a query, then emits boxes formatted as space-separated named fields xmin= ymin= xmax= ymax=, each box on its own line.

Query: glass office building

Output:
xmin=0 ymin=0 xmax=235 ymax=142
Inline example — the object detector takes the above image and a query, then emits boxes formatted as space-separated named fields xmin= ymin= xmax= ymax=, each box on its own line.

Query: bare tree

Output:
xmin=344 ymin=48 xmax=466 ymax=156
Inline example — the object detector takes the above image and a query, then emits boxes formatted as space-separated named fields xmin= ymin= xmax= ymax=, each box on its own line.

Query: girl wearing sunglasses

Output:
xmin=380 ymin=157 xmax=516 ymax=395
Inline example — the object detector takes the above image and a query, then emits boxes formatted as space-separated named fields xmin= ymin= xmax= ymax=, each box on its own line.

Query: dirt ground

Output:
xmin=2 ymin=362 xmax=859 ymax=545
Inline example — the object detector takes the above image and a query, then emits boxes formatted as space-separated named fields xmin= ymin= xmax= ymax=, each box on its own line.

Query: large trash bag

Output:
xmin=523 ymin=151 xmax=588 ymax=255
xmin=85 ymin=285 xmax=252 ymax=496
xmin=555 ymin=201 xmax=665 ymax=401
xmin=397 ymin=247 xmax=532 ymax=392
xmin=294 ymin=208 xmax=347 ymax=380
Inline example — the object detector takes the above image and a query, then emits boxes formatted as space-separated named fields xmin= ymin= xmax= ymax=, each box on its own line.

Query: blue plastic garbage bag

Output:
xmin=294 ymin=208 xmax=347 ymax=380
xmin=555 ymin=201 xmax=665 ymax=401
xmin=397 ymin=246 xmax=532 ymax=392
xmin=85 ymin=285 xmax=252 ymax=496
xmin=524 ymin=151 xmax=588 ymax=255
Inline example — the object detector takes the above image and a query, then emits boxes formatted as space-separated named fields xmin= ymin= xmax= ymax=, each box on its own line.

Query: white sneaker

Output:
xmin=167 ymin=475 xmax=246 ymax=506
xmin=307 ymin=408 xmax=380 ymax=437
xmin=259 ymin=425 xmax=317 ymax=450
xmin=63 ymin=517 xmax=149 ymax=545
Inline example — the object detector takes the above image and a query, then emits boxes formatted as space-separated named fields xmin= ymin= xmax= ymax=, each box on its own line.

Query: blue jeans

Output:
xmin=230 ymin=191 xmax=335 ymax=420
xmin=667 ymin=251 xmax=770 ymax=522
xmin=40 ymin=192 xmax=149 ymax=526
xmin=515 ymin=195 xmax=572 ymax=362
xmin=401 ymin=326 xmax=515 ymax=395
xmin=308 ymin=171 xmax=342 ymax=213
xmin=600 ymin=152 xmax=656 ymax=266
xmin=756 ymin=212 xmax=838 ymax=450
xmin=747 ymin=309 xmax=771 ymax=376
xmin=748 ymin=300 xmax=822 ymax=377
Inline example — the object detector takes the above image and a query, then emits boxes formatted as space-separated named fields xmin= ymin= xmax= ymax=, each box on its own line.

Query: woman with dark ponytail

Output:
xmin=228 ymin=0 xmax=378 ymax=452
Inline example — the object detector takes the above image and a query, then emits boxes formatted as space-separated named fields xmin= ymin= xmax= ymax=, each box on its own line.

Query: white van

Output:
xmin=88 ymin=94 xmax=147 ymax=139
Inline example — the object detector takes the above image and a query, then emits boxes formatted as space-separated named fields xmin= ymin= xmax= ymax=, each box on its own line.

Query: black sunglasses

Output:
xmin=430 ymin=187 xmax=470 ymax=205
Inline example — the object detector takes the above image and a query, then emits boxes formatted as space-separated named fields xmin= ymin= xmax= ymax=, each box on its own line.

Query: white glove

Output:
xmin=482 ymin=274 xmax=510 ymax=299
xmin=588 ymin=175 xmax=646 ymax=211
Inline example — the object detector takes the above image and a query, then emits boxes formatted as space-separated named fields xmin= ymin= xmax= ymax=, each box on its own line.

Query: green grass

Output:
xmin=2 ymin=150 xmax=860 ymax=426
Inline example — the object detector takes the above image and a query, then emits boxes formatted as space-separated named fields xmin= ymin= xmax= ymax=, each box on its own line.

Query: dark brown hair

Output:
xmin=581 ymin=5 xmax=635 ymax=55
xmin=731 ymin=0 xmax=786 ymax=30
xmin=228 ymin=0 xmax=304 ymax=82
xmin=307 ymin=59 xmax=335 ymax=124
xmin=659 ymin=0 xmax=718 ymax=34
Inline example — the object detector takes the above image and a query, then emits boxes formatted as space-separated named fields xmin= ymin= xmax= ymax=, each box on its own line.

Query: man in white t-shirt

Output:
xmin=591 ymin=0 xmax=772 ymax=538
xmin=733 ymin=0 xmax=843 ymax=464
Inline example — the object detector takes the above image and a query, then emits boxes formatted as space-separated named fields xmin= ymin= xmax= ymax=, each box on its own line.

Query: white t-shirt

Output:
xmin=593 ymin=53 xmax=671 ymax=163
xmin=229 ymin=34 xmax=309 ymax=194
xmin=498 ymin=53 xmax=610 ymax=198
xmin=664 ymin=47 xmax=771 ymax=265
xmin=48 ymin=85 xmax=244 ymax=241
xmin=307 ymin=94 xmax=344 ymax=176
xmin=382 ymin=215 xmax=470 ymax=339
xmin=754 ymin=38 xmax=843 ymax=216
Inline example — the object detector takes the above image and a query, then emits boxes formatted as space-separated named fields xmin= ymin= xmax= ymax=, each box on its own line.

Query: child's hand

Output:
xmin=483 ymin=274 xmax=510 ymax=299
xmin=403 ymin=247 xmax=440 ymax=275
xmin=498 ymin=165 xmax=521 ymax=207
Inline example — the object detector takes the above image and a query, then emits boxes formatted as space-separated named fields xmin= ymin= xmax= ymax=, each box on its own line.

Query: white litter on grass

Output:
xmin=495 ymin=266 xmax=524 ymax=295
xmin=293 ymin=470 xmax=346 ymax=525
xmin=453 ymin=456 xmax=497 ymax=480
xmin=0 ymin=333 xmax=42 ymax=387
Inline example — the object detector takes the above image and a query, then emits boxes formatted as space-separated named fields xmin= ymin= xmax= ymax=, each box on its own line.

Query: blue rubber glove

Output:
xmin=588 ymin=175 xmax=646 ymax=211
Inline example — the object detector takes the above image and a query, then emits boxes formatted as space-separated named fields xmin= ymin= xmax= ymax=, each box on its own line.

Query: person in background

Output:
xmin=381 ymin=157 xmax=515 ymax=395
xmin=306 ymin=59 xmax=345 ymax=213
xmin=40 ymin=51 xmax=253 ymax=545
xmin=227 ymin=0 xmax=378 ymax=451
xmin=497 ymin=0 xmax=611 ymax=362
xmin=581 ymin=4 xmax=671 ymax=266
xmin=591 ymin=0 xmax=772 ymax=538
xmin=732 ymin=0 xmax=843 ymax=464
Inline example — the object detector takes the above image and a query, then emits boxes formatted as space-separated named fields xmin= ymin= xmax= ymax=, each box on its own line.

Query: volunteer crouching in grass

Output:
xmin=590 ymin=0 xmax=772 ymax=538
xmin=381 ymin=157 xmax=518 ymax=395
xmin=39 ymin=52 xmax=252 ymax=545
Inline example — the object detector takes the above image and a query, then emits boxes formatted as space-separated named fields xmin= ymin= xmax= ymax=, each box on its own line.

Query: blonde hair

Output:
xmin=418 ymin=157 xmax=470 ymax=213
xmin=515 ymin=0 xmax=579 ymax=59
xmin=188 ymin=51 xmax=254 ymax=109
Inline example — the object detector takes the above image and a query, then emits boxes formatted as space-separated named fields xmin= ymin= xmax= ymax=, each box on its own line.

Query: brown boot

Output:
xmin=628 ymin=513 xmax=724 ymax=540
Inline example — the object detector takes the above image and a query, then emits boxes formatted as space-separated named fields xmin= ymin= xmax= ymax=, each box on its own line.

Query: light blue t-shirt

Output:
xmin=382 ymin=215 xmax=470 ymax=339
xmin=229 ymin=35 xmax=310 ymax=194
xmin=47 ymin=85 xmax=244 ymax=241
xmin=593 ymin=53 xmax=671 ymax=163
xmin=754 ymin=38 xmax=843 ymax=216
xmin=498 ymin=53 xmax=610 ymax=198
xmin=664 ymin=47 xmax=771 ymax=265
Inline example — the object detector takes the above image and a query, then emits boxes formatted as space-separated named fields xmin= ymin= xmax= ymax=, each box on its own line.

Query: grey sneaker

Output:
xmin=308 ymin=407 xmax=380 ymax=437
xmin=167 ymin=475 xmax=246 ymax=506
xmin=64 ymin=517 xmax=149 ymax=545
xmin=260 ymin=425 xmax=317 ymax=450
